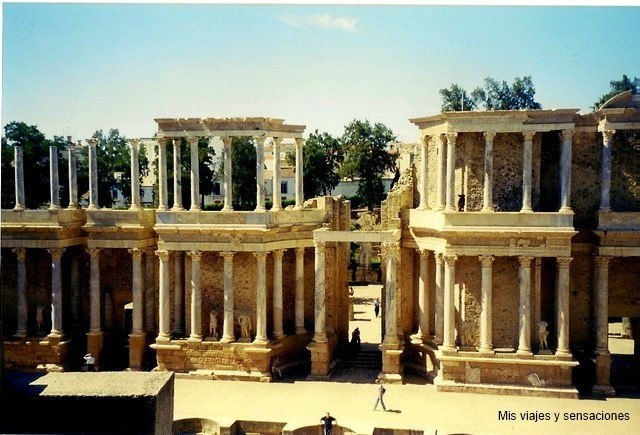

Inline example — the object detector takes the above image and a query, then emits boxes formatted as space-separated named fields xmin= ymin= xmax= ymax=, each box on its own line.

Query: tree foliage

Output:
xmin=439 ymin=84 xmax=477 ymax=111
xmin=440 ymin=76 xmax=542 ymax=112
xmin=340 ymin=120 xmax=398 ymax=211
xmin=592 ymin=74 xmax=638 ymax=110
xmin=216 ymin=137 xmax=257 ymax=211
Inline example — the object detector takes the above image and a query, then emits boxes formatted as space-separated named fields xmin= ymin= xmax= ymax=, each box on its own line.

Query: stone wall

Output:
xmin=571 ymin=131 xmax=601 ymax=228
xmin=456 ymin=256 xmax=481 ymax=348
xmin=611 ymin=130 xmax=640 ymax=211
xmin=3 ymin=338 xmax=70 ymax=370
xmin=569 ymin=250 xmax=594 ymax=350
xmin=609 ymin=256 xmax=640 ymax=317
xmin=491 ymin=257 xmax=520 ymax=349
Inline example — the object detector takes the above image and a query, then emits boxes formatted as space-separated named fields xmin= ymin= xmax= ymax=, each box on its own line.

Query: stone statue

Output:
xmin=36 ymin=304 xmax=45 ymax=333
xmin=538 ymin=320 xmax=549 ymax=350
xmin=209 ymin=310 xmax=219 ymax=339
xmin=238 ymin=313 xmax=252 ymax=339
xmin=527 ymin=372 xmax=547 ymax=387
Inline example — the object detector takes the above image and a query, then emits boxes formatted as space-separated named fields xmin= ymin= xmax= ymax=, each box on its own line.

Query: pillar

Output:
xmin=479 ymin=255 xmax=494 ymax=353
xmin=88 ymin=248 xmax=101 ymax=332
xmin=220 ymin=252 xmax=235 ymax=342
xmin=271 ymin=138 xmax=283 ymax=211
xmin=294 ymin=138 xmax=304 ymax=209
xmin=129 ymin=249 xmax=144 ymax=334
xmin=382 ymin=242 xmax=400 ymax=345
xmin=482 ymin=132 xmax=495 ymax=212
xmin=48 ymin=248 xmax=65 ymax=338
xmin=172 ymin=251 xmax=184 ymax=335
xmin=313 ymin=241 xmax=327 ymax=343
xmin=442 ymin=254 xmax=457 ymax=351
xmin=13 ymin=248 xmax=27 ymax=337
xmin=128 ymin=139 xmax=141 ymax=210
xmin=594 ymin=256 xmax=610 ymax=353
xmin=49 ymin=145 xmax=60 ymax=209
xmin=189 ymin=137 xmax=201 ymax=211
xmin=273 ymin=249 xmax=285 ymax=338
xmin=412 ymin=249 xmax=431 ymax=343
xmin=222 ymin=136 xmax=233 ymax=211
xmin=157 ymin=138 xmax=168 ymax=211
xmin=255 ymin=137 xmax=266 ymax=212
xmin=435 ymin=253 xmax=444 ymax=344
xmin=172 ymin=138 xmax=184 ymax=211
xmin=86 ymin=139 xmax=99 ymax=210
xmin=295 ymin=247 xmax=307 ymax=334
xmin=599 ymin=130 xmax=614 ymax=212
xmin=188 ymin=251 xmax=203 ymax=342
xmin=144 ymin=249 xmax=156 ymax=332
xmin=417 ymin=135 xmax=429 ymax=210
xmin=521 ymin=132 xmax=534 ymax=212
xmin=254 ymin=251 xmax=268 ymax=343
xmin=70 ymin=253 xmax=80 ymax=327
xmin=517 ymin=256 xmax=533 ymax=355
xmin=435 ymin=136 xmax=445 ymax=211
xmin=444 ymin=133 xmax=457 ymax=212
xmin=559 ymin=129 xmax=574 ymax=213
xmin=156 ymin=250 xmax=171 ymax=342
xmin=556 ymin=257 xmax=572 ymax=356
xmin=67 ymin=144 xmax=79 ymax=209
xmin=13 ymin=146 xmax=25 ymax=210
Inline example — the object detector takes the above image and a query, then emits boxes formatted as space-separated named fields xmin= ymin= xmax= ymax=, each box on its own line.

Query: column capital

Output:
xmin=443 ymin=254 xmax=458 ymax=265
xmin=479 ymin=255 xmax=494 ymax=267
xmin=127 ymin=138 xmax=141 ymax=149
xmin=523 ymin=131 xmax=535 ymax=142
xmin=172 ymin=138 xmax=182 ymax=148
xmin=157 ymin=137 xmax=169 ymax=147
xmin=221 ymin=136 xmax=233 ymax=146
xmin=128 ymin=248 xmax=143 ymax=260
xmin=421 ymin=134 xmax=430 ymax=146
xmin=253 ymin=251 xmax=268 ymax=262
xmin=560 ymin=129 xmax=574 ymax=141
xmin=314 ymin=241 xmax=327 ymax=253
xmin=12 ymin=247 xmax=27 ymax=260
xmin=155 ymin=250 xmax=170 ymax=262
xmin=518 ymin=256 xmax=534 ymax=268
xmin=381 ymin=241 xmax=400 ymax=261
xmin=557 ymin=256 xmax=573 ymax=268
xmin=272 ymin=137 xmax=283 ymax=146
xmin=418 ymin=249 xmax=431 ymax=260
xmin=47 ymin=248 xmax=65 ymax=260
xmin=272 ymin=249 xmax=285 ymax=261
xmin=188 ymin=250 xmax=203 ymax=262
xmin=254 ymin=136 xmax=266 ymax=146
xmin=187 ymin=136 xmax=200 ymax=146
xmin=593 ymin=255 xmax=611 ymax=268
xmin=484 ymin=131 xmax=497 ymax=142
xmin=602 ymin=130 xmax=615 ymax=141
xmin=445 ymin=132 xmax=458 ymax=144
xmin=86 ymin=247 xmax=101 ymax=259
xmin=435 ymin=252 xmax=444 ymax=265
xmin=85 ymin=138 xmax=98 ymax=148
xmin=220 ymin=251 xmax=235 ymax=261
xmin=295 ymin=247 xmax=305 ymax=257
xmin=295 ymin=137 xmax=304 ymax=149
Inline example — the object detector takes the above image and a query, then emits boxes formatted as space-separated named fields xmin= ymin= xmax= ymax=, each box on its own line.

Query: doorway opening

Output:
xmin=539 ymin=132 xmax=561 ymax=212
xmin=609 ymin=317 xmax=640 ymax=394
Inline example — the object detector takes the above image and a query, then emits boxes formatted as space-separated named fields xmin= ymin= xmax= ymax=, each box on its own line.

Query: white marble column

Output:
xmin=188 ymin=251 xmax=203 ymax=342
xmin=13 ymin=146 xmax=26 ymax=210
xmin=517 ymin=256 xmax=533 ymax=355
xmin=13 ymin=248 xmax=27 ymax=337
xmin=88 ymin=248 xmax=101 ymax=332
xmin=482 ymin=132 xmax=495 ymax=212
xmin=479 ymin=255 xmax=494 ymax=353
xmin=129 ymin=248 xmax=144 ymax=334
xmin=599 ymin=130 xmax=615 ymax=212
xmin=442 ymin=254 xmax=457 ymax=351
xmin=418 ymin=135 xmax=429 ymax=210
xmin=295 ymin=247 xmax=306 ymax=334
xmin=435 ymin=253 xmax=444 ymax=344
xmin=559 ymin=129 xmax=574 ymax=213
xmin=521 ymin=132 xmax=534 ymax=212
xmin=271 ymin=138 xmax=283 ymax=211
xmin=172 ymin=251 xmax=184 ymax=335
xmin=67 ymin=144 xmax=79 ymax=209
xmin=144 ymin=249 xmax=155 ymax=332
xmin=313 ymin=241 xmax=327 ymax=343
xmin=444 ymin=133 xmax=457 ymax=212
xmin=594 ymin=256 xmax=611 ymax=354
xmin=128 ymin=139 xmax=141 ymax=210
xmin=157 ymin=138 xmax=169 ymax=211
xmin=412 ymin=249 xmax=431 ymax=342
xmin=189 ymin=137 xmax=201 ymax=211
xmin=294 ymin=138 xmax=304 ymax=209
xmin=172 ymin=138 xmax=184 ymax=211
xmin=382 ymin=242 xmax=400 ymax=345
xmin=86 ymin=139 xmax=99 ymax=210
xmin=556 ymin=257 xmax=572 ymax=356
xmin=49 ymin=145 xmax=60 ymax=209
xmin=255 ymin=137 xmax=266 ymax=212
xmin=220 ymin=251 xmax=235 ymax=342
xmin=48 ymin=248 xmax=65 ymax=337
xmin=435 ymin=136 xmax=445 ymax=211
xmin=222 ymin=136 xmax=234 ymax=212
xmin=254 ymin=251 xmax=268 ymax=343
xmin=156 ymin=250 xmax=171 ymax=342
xmin=272 ymin=249 xmax=285 ymax=338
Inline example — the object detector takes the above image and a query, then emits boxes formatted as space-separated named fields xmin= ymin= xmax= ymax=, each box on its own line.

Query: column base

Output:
xmin=222 ymin=204 xmax=233 ymax=212
xmin=254 ymin=206 xmax=266 ymax=212
xmin=272 ymin=332 xmax=285 ymax=339
xmin=14 ymin=330 xmax=27 ymax=339
xmin=156 ymin=334 xmax=171 ymax=343
xmin=252 ymin=337 xmax=269 ymax=345
xmin=307 ymin=339 xmax=332 ymax=378
xmin=13 ymin=205 xmax=25 ymax=211
xmin=189 ymin=207 xmax=201 ymax=212
xmin=157 ymin=206 xmax=168 ymax=211
xmin=555 ymin=349 xmax=572 ymax=358
xmin=559 ymin=207 xmax=573 ymax=214
xmin=87 ymin=205 xmax=100 ymax=211
xmin=170 ymin=206 xmax=185 ymax=212
xmin=313 ymin=332 xmax=328 ymax=343
xmin=295 ymin=327 xmax=307 ymax=335
xmin=434 ymin=205 xmax=445 ymax=211
xmin=187 ymin=335 xmax=203 ymax=343
xmin=592 ymin=384 xmax=616 ymax=397
xmin=87 ymin=331 xmax=104 ymax=370
xmin=478 ymin=346 xmax=495 ymax=355
xmin=220 ymin=336 xmax=235 ymax=343
xmin=271 ymin=207 xmax=282 ymax=212
xmin=481 ymin=207 xmax=495 ymax=212
xmin=444 ymin=206 xmax=456 ymax=212
xmin=516 ymin=349 xmax=533 ymax=356
xmin=519 ymin=207 xmax=533 ymax=213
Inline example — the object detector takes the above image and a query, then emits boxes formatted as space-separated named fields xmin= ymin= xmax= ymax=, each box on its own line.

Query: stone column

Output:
xmin=478 ymin=255 xmax=494 ymax=353
xmin=445 ymin=133 xmax=457 ymax=212
xmin=295 ymin=138 xmax=304 ymax=209
xmin=599 ymin=130 xmax=615 ymax=212
xmin=128 ymin=139 xmax=141 ymax=210
xmin=482 ymin=132 xmax=495 ymax=212
xmin=144 ymin=249 xmax=156 ymax=332
xmin=435 ymin=136 xmax=445 ymax=211
xmin=222 ymin=136 xmax=234 ymax=211
xmin=295 ymin=247 xmax=307 ymax=334
xmin=435 ymin=253 xmax=444 ymax=344
xmin=517 ymin=256 xmax=534 ymax=355
xmin=556 ymin=257 xmax=572 ymax=356
xmin=156 ymin=250 xmax=171 ymax=342
xmin=594 ymin=256 xmax=611 ymax=354
xmin=172 ymin=251 xmax=184 ymax=335
xmin=172 ymin=138 xmax=184 ymax=211
xmin=220 ymin=252 xmax=236 ymax=342
xmin=86 ymin=139 xmax=99 ymax=210
xmin=189 ymin=137 xmax=201 ymax=211
xmin=48 ymin=248 xmax=65 ymax=338
xmin=273 ymin=249 xmax=285 ymax=338
xmin=70 ymin=253 xmax=80 ymax=326
xmin=49 ymin=145 xmax=60 ymax=209
xmin=87 ymin=248 xmax=101 ymax=332
xmin=313 ymin=241 xmax=327 ymax=343
xmin=442 ymin=254 xmax=457 ymax=351
xmin=254 ymin=252 xmax=268 ymax=343
xmin=255 ymin=137 xmax=266 ymax=212
xmin=13 ymin=146 xmax=26 ymax=210
xmin=67 ymin=144 xmax=79 ymax=209
xmin=188 ymin=251 xmax=203 ymax=342
xmin=559 ymin=130 xmax=574 ymax=213
xmin=157 ymin=138 xmax=169 ymax=211
xmin=412 ymin=249 xmax=431 ymax=343
xmin=271 ymin=138 xmax=283 ymax=211
xmin=382 ymin=242 xmax=400 ymax=345
xmin=13 ymin=248 xmax=27 ymax=337
xmin=521 ymin=132 xmax=534 ymax=212
xmin=129 ymin=249 xmax=144 ymax=334
xmin=417 ymin=135 xmax=429 ymax=210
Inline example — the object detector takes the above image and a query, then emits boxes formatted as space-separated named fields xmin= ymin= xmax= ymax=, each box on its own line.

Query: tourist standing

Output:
xmin=320 ymin=412 xmax=337 ymax=435
xmin=373 ymin=379 xmax=387 ymax=411
xmin=84 ymin=353 xmax=95 ymax=372
xmin=374 ymin=298 xmax=380 ymax=318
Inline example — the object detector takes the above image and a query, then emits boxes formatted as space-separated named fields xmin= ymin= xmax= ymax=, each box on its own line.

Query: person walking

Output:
xmin=374 ymin=298 xmax=380 ymax=318
xmin=320 ymin=412 xmax=337 ymax=435
xmin=373 ymin=379 xmax=387 ymax=411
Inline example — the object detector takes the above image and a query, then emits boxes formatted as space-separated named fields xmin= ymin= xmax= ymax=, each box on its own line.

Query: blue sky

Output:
xmin=2 ymin=3 xmax=640 ymax=142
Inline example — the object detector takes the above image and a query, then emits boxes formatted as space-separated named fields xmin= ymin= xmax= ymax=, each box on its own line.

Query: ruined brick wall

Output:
xmin=491 ymin=256 xmax=520 ymax=349
xmin=381 ymin=167 xmax=414 ymax=230
xmin=455 ymin=256 xmax=481 ymax=347
xmin=460 ymin=133 xmax=485 ymax=211
xmin=570 ymin=251 xmax=594 ymax=350
xmin=426 ymin=136 xmax=439 ymax=208
xmin=571 ymin=131 xmax=601 ymax=229
xmin=611 ymin=130 xmax=640 ymax=211
xmin=609 ymin=256 xmax=640 ymax=317
xmin=493 ymin=133 xmax=525 ymax=212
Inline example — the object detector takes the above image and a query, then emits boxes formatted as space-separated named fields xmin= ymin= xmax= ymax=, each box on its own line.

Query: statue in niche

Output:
xmin=238 ymin=313 xmax=252 ymax=340
xmin=538 ymin=320 xmax=549 ymax=350
xmin=36 ymin=304 xmax=45 ymax=334
xmin=209 ymin=310 xmax=219 ymax=339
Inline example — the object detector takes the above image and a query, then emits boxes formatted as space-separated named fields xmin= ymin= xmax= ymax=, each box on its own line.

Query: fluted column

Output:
xmin=559 ymin=129 xmax=574 ymax=213
xmin=86 ymin=139 xmax=99 ymax=210
xmin=594 ymin=256 xmax=611 ymax=354
xmin=222 ymin=136 xmax=234 ymax=211
xmin=294 ymin=138 xmax=304 ymax=209
xmin=189 ymin=137 xmax=201 ymax=211
xmin=295 ymin=247 xmax=306 ymax=334
xmin=556 ymin=257 xmax=572 ymax=356
xmin=157 ymin=138 xmax=169 ymax=211
xmin=156 ymin=250 xmax=171 ymax=342
xmin=129 ymin=249 xmax=144 ymax=334
xmin=144 ymin=249 xmax=155 ymax=332
xmin=254 ymin=252 xmax=268 ymax=343
xmin=13 ymin=146 xmax=25 ymax=210
xmin=417 ymin=135 xmax=429 ymax=210
xmin=49 ymin=145 xmax=60 ymax=209
xmin=67 ymin=144 xmax=79 ymax=209
xmin=521 ymin=132 xmax=534 ymax=212
xmin=273 ymin=249 xmax=285 ymax=338
xmin=172 ymin=138 xmax=184 ymax=211
xmin=128 ymin=139 xmax=141 ymax=210
xmin=599 ymin=130 xmax=615 ymax=212
xmin=517 ymin=256 xmax=534 ymax=355
xmin=48 ymin=248 xmax=65 ymax=337
xmin=272 ymin=138 xmax=283 ymax=211
xmin=13 ymin=248 xmax=27 ymax=337
xmin=172 ymin=251 xmax=184 ymax=335
xmin=255 ymin=137 xmax=266 ymax=212
xmin=313 ymin=241 xmax=327 ymax=343
xmin=412 ymin=249 xmax=431 ymax=342
xmin=479 ymin=255 xmax=494 ymax=353
xmin=188 ymin=251 xmax=203 ymax=342
xmin=435 ymin=253 xmax=445 ymax=344
xmin=435 ymin=136 xmax=445 ymax=211
xmin=482 ymin=132 xmax=495 ymax=212
xmin=442 ymin=254 xmax=457 ymax=351
xmin=88 ymin=248 xmax=101 ymax=332
xmin=382 ymin=242 xmax=400 ymax=345
xmin=220 ymin=252 xmax=235 ymax=342
xmin=445 ymin=133 xmax=457 ymax=212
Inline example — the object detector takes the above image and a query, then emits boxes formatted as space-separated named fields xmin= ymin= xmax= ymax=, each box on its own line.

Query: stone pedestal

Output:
xmin=593 ymin=351 xmax=615 ymax=397
xmin=379 ymin=342 xmax=404 ymax=384
xmin=87 ymin=331 xmax=104 ymax=370
xmin=306 ymin=340 xmax=332 ymax=379
xmin=128 ymin=332 xmax=147 ymax=371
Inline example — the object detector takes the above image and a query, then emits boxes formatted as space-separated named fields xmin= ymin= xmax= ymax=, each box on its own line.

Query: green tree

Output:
xmin=592 ymin=74 xmax=638 ymax=109
xmin=472 ymin=76 xmax=542 ymax=110
xmin=217 ymin=137 xmax=257 ymax=211
xmin=285 ymin=130 xmax=344 ymax=199
xmin=340 ymin=120 xmax=398 ymax=211
xmin=439 ymin=84 xmax=477 ymax=112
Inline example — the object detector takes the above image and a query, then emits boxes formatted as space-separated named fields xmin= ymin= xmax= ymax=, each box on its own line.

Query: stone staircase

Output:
xmin=338 ymin=349 xmax=382 ymax=371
